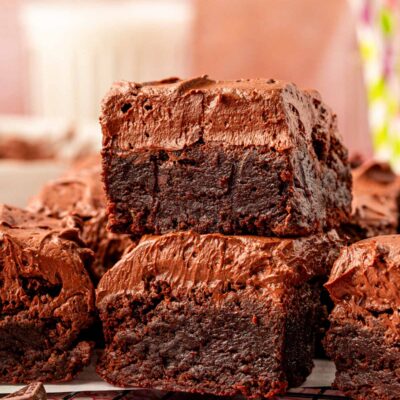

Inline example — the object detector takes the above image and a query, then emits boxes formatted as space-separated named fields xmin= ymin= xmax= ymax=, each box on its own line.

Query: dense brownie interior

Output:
xmin=104 ymin=137 xmax=349 ymax=238
xmin=325 ymin=307 xmax=400 ymax=399
xmin=97 ymin=283 xmax=317 ymax=398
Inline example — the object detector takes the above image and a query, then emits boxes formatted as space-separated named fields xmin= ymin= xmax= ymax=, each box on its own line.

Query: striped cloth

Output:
xmin=352 ymin=0 xmax=400 ymax=170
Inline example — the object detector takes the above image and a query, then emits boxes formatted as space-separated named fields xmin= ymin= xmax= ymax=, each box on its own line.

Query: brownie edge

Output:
xmin=100 ymin=76 xmax=352 ymax=237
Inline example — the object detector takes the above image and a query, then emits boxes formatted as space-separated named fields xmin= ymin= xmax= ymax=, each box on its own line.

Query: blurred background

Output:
xmin=0 ymin=0 xmax=399 ymax=166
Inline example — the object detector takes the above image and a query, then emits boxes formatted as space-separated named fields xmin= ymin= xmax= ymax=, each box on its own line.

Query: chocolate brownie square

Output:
xmin=324 ymin=235 xmax=400 ymax=399
xmin=100 ymin=76 xmax=351 ymax=237
xmin=28 ymin=154 xmax=134 ymax=283
xmin=96 ymin=230 xmax=341 ymax=398
xmin=0 ymin=205 xmax=95 ymax=383
xmin=340 ymin=161 xmax=400 ymax=243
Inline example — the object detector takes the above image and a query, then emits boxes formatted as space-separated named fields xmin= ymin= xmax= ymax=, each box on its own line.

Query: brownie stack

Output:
xmin=96 ymin=76 xmax=352 ymax=398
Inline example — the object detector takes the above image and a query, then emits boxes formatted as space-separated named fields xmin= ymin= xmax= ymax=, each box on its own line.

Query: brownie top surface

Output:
xmin=0 ymin=203 xmax=71 ymax=240
xmin=0 ymin=204 xmax=94 ymax=322
xmin=351 ymin=161 xmax=400 ymax=227
xmin=96 ymin=230 xmax=341 ymax=306
xmin=326 ymin=235 xmax=400 ymax=312
xmin=101 ymin=75 xmax=340 ymax=152
xmin=28 ymin=154 xmax=105 ymax=219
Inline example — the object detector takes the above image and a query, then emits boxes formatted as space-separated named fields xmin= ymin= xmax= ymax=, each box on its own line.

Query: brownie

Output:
xmin=340 ymin=161 xmax=400 ymax=243
xmin=96 ymin=230 xmax=341 ymax=398
xmin=28 ymin=154 xmax=134 ymax=284
xmin=0 ymin=204 xmax=95 ymax=383
xmin=324 ymin=235 xmax=400 ymax=399
xmin=100 ymin=76 xmax=352 ymax=237
xmin=3 ymin=383 xmax=47 ymax=400
xmin=0 ymin=136 xmax=56 ymax=160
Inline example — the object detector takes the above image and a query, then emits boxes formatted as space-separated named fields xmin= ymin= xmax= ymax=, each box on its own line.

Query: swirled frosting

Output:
xmin=326 ymin=235 xmax=400 ymax=312
xmin=100 ymin=76 xmax=341 ymax=153
xmin=0 ymin=204 xmax=94 ymax=347
xmin=97 ymin=230 xmax=341 ymax=307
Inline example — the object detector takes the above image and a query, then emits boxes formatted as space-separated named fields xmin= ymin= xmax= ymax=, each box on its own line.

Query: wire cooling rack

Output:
xmin=38 ymin=387 xmax=350 ymax=400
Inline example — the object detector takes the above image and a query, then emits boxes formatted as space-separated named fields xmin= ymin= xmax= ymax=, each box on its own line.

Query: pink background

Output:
xmin=0 ymin=0 xmax=371 ymax=157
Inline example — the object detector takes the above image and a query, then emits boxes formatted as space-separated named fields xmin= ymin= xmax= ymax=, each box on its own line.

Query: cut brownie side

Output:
xmin=324 ymin=236 xmax=400 ymax=399
xmin=28 ymin=154 xmax=134 ymax=284
xmin=101 ymin=77 xmax=351 ymax=237
xmin=0 ymin=205 xmax=95 ymax=383
xmin=96 ymin=231 xmax=341 ymax=398
xmin=340 ymin=161 xmax=400 ymax=243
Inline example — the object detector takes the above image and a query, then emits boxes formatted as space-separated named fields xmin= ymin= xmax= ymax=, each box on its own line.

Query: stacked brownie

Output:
xmin=101 ymin=77 xmax=350 ymax=237
xmin=96 ymin=77 xmax=352 ymax=397
xmin=28 ymin=154 xmax=134 ymax=284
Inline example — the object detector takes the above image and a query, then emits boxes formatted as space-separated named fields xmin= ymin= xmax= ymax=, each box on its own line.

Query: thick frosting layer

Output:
xmin=28 ymin=155 xmax=133 ymax=282
xmin=100 ymin=76 xmax=340 ymax=153
xmin=97 ymin=230 xmax=341 ymax=306
xmin=0 ymin=204 xmax=94 ymax=344
xmin=326 ymin=235 xmax=400 ymax=312
xmin=349 ymin=161 xmax=400 ymax=236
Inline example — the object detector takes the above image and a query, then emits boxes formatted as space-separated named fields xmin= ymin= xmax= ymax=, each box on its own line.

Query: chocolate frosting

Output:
xmin=97 ymin=230 xmax=341 ymax=307
xmin=0 ymin=204 xmax=94 ymax=346
xmin=326 ymin=235 xmax=400 ymax=313
xmin=28 ymin=155 xmax=133 ymax=282
xmin=100 ymin=76 xmax=341 ymax=153
xmin=349 ymin=161 xmax=400 ymax=236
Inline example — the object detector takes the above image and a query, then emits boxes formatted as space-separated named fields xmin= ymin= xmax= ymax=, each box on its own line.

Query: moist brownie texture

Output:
xmin=340 ymin=161 xmax=400 ymax=243
xmin=324 ymin=236 xmax=400 ymax=399
xmin=28 ymin=154 xmax=134 ymax=284
xmin=100 ymin=76 xmax=351 ymax=237
xmin=0 ymin=204 xmax=95 ymax=383
xmin=96 ymin=230 xmax=341 ymax=398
